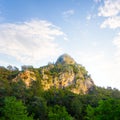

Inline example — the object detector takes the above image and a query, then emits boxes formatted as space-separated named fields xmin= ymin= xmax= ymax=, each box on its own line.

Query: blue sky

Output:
xmin=0 ymin=0 xmax=120 ymax=89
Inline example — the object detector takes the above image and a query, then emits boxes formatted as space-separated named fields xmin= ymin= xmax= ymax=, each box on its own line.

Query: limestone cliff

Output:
xmin=13 ymin=70 xmax=36 ymax=86
xmin=13 ymin=54 xmax=94 ymax=94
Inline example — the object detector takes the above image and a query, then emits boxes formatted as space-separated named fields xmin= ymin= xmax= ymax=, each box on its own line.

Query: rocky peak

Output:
xmin=12 ymin=54 xmax=95 ymax=94
xmin=56 ymin=54 xmax=75 ymax=65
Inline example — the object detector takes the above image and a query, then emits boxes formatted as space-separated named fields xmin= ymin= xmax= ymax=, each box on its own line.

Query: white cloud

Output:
xmin=98 ymin=0 xmax=120 ymax=71
xmin=98 ymin=0 xmax=120 ymax=29
xmin=100 ymin=16 xmax=120 ymax=29
xmin=0 ymin=20 xmax=66 ymax=65
xmin=63 ymin=9 xmax=74 ymax=18
xmin=98 ymin=0 xmax=120 ymax=17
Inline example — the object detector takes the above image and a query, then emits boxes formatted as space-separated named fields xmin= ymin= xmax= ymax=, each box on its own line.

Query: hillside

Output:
xmin=1 ymin=54 xmax=120 ymax=120
xmin=13 ymin=54 xmax=94 ymax=94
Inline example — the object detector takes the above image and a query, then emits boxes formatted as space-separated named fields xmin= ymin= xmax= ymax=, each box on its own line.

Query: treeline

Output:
xmin=0 ymin=66 xmax=120 ymax=120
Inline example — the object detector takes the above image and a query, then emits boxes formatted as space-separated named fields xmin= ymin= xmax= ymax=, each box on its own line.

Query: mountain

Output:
xmin=13 ymin=54 xmax=94 ymax=94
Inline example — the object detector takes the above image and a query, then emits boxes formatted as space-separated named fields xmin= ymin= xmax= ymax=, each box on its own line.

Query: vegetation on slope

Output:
xmin=0 ymin=54 xmax=120 ymax=120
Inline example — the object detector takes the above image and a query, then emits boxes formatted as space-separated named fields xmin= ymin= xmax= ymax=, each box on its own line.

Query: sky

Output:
xmin=0 ymin=0 xmax=120 ymax=89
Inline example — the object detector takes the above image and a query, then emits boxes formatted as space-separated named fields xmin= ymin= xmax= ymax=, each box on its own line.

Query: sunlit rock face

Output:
xmin=40 ymin=54 xmax=94 ymax=94
xmin=13 ymin=54 xmax=95 ymax=94
xmin=13 ymin=70 xmax=36 ymax=87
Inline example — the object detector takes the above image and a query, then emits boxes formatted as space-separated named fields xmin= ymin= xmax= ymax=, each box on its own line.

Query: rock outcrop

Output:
xmin=13 ymin=54 xmax=94 ymax=94
xmin=13 ymin=70 xmax=36 ymax=86
xmin=56 ymin=54 xmax=75 ymax=65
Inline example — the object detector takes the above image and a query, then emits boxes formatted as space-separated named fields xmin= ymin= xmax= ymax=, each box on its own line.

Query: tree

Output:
xmin=71 ymin=96 xmax=84 ymax=119
xmin=7 ymin=65 xmax=19 ymax=71
xmin=21 ymin=65 xmax=33 ymax=71
xmin=48 ymin=105 xmax=74 ymax=120
xmin=11 ymin=80 xmax=28 ymax=103
xmin=0 ymin=96 xmax=33 ymax=120
xmin=28 ymin=96 xmax=47 ymax=120
xmin=86 ymin=98 xmax=120 ymax=120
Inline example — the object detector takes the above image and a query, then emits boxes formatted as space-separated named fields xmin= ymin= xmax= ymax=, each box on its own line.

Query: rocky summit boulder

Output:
xmin=56 ymin=54 xmax=76 ymax=65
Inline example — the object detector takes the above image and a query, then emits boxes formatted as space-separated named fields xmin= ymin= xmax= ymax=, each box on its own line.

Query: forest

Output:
xmin=0 ymin=64 xmax=120 ymax=120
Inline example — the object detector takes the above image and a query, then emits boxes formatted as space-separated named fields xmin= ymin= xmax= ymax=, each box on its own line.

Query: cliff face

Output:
xmin=13 ymin=70 xmax=36 ymax=86
xmin=13 ymin=54 xmax=94 ymax=94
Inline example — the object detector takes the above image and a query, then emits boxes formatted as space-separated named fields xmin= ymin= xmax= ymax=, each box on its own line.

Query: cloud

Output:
xmin=98 ymin=0 xmax=120 ymax=66
xmin=98 ymin=0 xmax=120 ymax=73
xmin=100 ymin=16 xmax=120 ymax=29
xmin=98 ymin=0 xmax=120 ymax=29
xmin=0 ymin=20 xmax=66 ymax=65
xmin=63 ymin=9 xmax=74 ymax=18
xmin=98 ymin=0 xmax=120 ymax=17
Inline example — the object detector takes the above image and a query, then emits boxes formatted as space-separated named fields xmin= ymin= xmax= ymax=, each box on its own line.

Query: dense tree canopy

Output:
xmin=48 ymin=105 xmax=74 ymax=120
xmin=0 ymin=97 xmax=33 ymax=120
xmin=0 ymin=65 xmax=120 ymax=120
xmin=86 ymin=98 xmax=120 ymax=120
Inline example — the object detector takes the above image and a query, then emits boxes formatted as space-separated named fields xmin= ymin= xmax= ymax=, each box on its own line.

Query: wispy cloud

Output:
xmin=98 ymin=0 xmax=120 ymax=29
xmin=63 ymin=9 xmax=74 ymax=18
xmin=100 ymin=16 xmax=120 ymax=29
xmin=98 ymin=0 xmax=120 ymax=17
xmin=98 ymin=0 xmax=120 ymax=63
xmin=0 ymin=20 xmax=66 ymax=65
xmin=97 ymin=0 xmax=120 ymax=89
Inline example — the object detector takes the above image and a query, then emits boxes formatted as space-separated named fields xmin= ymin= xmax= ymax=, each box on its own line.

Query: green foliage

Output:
xmin=21 ymin=65 xmax=34 ymax=71
xmin=28 ymin=96 xmax=47 ymax=120
xmin=0 ymin=66 xmax=19 ymax=81
xmin=86 ymin=98 xmax=120 ymax=120
xmin=1 ymin=64 xmax=120 ymax=120
xmin=8 ymin=70 xmax=19 ymax=80
xmin=0 ymin=77 xmax=11 ymax=97
xmin=11 ymin=80 xmax=28 ymax=103
xmin=71 ymin=96 xmax=84 ymax=119
xmin=0 ymin=96 xmax=33 ymax=120
xmin=0 ymin=67 xmax=11 ymax=80
xmin=43 ymin=88 xmax=75 ymax=107
xmin=48 ymin=105 xmax=74 ymax=120
xmin=79 ymin=66 xmax=88 ymax=77
xmin=28 ymin=69 xmax=44 ymax=97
